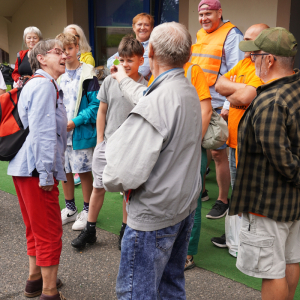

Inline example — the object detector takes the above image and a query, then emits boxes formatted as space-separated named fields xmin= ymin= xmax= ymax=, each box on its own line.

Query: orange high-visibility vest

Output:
xmin=191 ymin=22 xmax=236 ymax=87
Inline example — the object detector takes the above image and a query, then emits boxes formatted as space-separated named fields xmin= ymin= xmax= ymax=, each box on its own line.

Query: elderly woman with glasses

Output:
xmin=12 ymin=26 xmax=43 ymax=87
xmin=7 ymin=40 xmax=68 ymax=300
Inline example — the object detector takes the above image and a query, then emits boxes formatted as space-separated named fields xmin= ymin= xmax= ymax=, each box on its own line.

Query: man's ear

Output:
xmin=37 ymin=54 xmax=46 ymax=67
xmin=148 ymin=43 xmax=154 ymax=59
xmin=267 ymin=55 xmax=275 ymax=69
xmin=218 ymin=8 xmax=223 ymax=19
xmin=139 ymin=56 xmax=144 ymax=66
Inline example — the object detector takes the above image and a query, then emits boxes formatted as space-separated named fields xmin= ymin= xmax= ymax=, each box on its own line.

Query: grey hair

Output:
xmin=23 ymin=26 xmax=43 ymax=43
xmin=274 ymin=55 xmax=295 ymax=70
xmin=149 ymin=22 xmax=192 ymax=68
xmin=29 ymin=39 xmax=63 ymax=73
xmin=64 ymin=24 xmax=91 ymax=53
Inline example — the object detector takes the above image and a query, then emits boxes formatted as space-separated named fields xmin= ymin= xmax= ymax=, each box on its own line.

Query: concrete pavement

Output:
xmin=0 ymin=190 xmax=261 ymax=300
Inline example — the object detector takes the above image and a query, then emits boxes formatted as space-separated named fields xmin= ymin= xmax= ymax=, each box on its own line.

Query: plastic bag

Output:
xmin=225 ymin=213 xmax=242 ymax=258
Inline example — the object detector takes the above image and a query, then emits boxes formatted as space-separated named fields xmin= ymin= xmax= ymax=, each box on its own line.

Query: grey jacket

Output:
xmin=103 ymin=68 xmax=202 ymax=231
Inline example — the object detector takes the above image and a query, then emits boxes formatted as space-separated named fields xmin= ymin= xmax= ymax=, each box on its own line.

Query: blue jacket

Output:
xmin=60 ymin=63 xmax=100 ymax=150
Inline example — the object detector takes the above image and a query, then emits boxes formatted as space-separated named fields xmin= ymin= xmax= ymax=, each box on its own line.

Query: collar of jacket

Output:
xmin=257 ymin=69 xmax=300 ymax=96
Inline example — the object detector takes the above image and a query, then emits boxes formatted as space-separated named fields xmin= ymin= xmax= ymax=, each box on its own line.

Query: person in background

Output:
xmin=107 ymin=13 xmax=154 ymax=80
xmin=0 ymin=70 xmax=6 ymax=95
xmin=191 ymin=0 xmax=244 ymax=219
xmin=12 ymin=26 xmax=43 ymax=87
xmin=210 ymin=24 xmax=267 ymax=253
xmin=71 ymin=35 xmax=148 ymax=250
xmin=229 ymin=27 xmax=300 ymax=300
xmin=64 ymin=24 xmax=95 ymax=67
xmin=7 ymin=39 xmax=68 ymax=300
xmin=56 ymin=32 xmax=99 ymax=231
xmin=64 ymin=25 xmax=96 ymax=186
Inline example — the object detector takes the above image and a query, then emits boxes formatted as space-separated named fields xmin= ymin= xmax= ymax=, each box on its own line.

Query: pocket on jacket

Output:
xmin=82 ymin=123 xmax=96 ymax=140
xmin=156 ymin=223 xmax=181 ymax=252
xmin=237 ymin=230 xmax=274 ymax=273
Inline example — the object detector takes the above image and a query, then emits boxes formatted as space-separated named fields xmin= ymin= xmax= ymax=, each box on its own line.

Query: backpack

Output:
xmin=0 ymin=75 xmax=59 ymax=161
xmin=0 ymin=64 xmax=14 ymax=84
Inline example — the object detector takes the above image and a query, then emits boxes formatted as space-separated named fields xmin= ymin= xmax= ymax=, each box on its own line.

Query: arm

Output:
xmin=111 ymin=64 xmax=146 ymax=105
xmin=96 ymin=102 xmax=107 ymax=144
xmin=227 ymin=85 xmax=257 ymax=106
xmin=200 ymin=98 xmax=212 ymax=138
xmin=215 ymin=75 xmax=246 ymax=97
xmin=27 ymin=80 xmax=57 ymax=187
xmin=12 ymin=56 xmax=21 ymax=82
xmin=222 ymin=29 xmax=244 ymax=114
xmin=103 ymin=113 xmax=164 ymax=192
xmin=107 ymin=52 xmax=119 ymax=69
xmin=254 ymin=103 xmax=300 ymax=186
xmin=72 ymin=77 xmax=100 ymax=127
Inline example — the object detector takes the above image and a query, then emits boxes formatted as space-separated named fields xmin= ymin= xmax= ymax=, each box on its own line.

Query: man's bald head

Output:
xmin=243 ymin=24 xmax=269 ymax=58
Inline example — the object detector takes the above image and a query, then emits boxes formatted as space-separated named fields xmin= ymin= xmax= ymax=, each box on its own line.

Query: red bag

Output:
xmin=0 ymin=75 xmax=58 ymax=161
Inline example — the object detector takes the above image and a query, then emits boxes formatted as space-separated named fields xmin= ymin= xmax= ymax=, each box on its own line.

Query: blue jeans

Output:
xmin=228 ymin=147 xmax=236 ymax=189
xmin=116 ymin=211 xmax=196 ymax=300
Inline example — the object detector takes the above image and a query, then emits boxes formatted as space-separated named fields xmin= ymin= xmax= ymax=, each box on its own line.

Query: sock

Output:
xmin=83 ymin=202 xmax=89 ymax=213
xmin=87 ymin=221 xmax=96 ymax=233
xmin=65 ymin=199 xmax=76 ymax=211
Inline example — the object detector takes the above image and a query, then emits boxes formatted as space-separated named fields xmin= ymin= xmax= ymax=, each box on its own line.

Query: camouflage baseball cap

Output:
xmin=239 ymin=27 xmax=297 ymax=57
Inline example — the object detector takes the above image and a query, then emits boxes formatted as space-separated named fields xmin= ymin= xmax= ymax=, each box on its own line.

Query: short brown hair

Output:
xmin=55 ymin=32 xmax=77 ymax=46
xmin=118 ymin=35 xmax=144 ymax=58
xmin=132 ymin=13 xmax=154 ymax=28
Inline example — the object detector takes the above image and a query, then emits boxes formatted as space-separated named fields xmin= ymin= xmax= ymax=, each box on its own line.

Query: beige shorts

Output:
xmin=92 ymin=141 xmax=107 ymax=189
xmin=237 ymin=213 xmax=300 ymax=279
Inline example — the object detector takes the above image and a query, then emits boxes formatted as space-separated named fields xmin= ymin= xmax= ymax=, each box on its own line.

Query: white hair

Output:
xmin=64 ymin=24 xmax=91 ymax=53
xmin=23 ymin=26 xmax=43 ymax=43
xmin=149 ymin=22 xmax=192 ymax=68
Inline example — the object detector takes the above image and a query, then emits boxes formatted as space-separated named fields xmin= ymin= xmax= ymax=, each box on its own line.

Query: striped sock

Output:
xmin=65 ymin=199 xmax=76 ymax=211
xmin=83 ymin=202 xmax=89 ymax=213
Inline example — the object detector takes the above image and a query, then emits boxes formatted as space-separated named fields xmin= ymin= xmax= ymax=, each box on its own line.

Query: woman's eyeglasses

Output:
xmin=47 ymin=48 xmax=65 ymax=56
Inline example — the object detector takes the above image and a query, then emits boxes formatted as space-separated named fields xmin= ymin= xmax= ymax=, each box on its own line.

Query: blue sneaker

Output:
xmin=74 ymin=173 xmax=81 ymax=185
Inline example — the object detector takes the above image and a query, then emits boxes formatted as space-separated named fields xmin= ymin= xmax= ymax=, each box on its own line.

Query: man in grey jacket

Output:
xmin=103 ymin=22 xmax=202 ymax=299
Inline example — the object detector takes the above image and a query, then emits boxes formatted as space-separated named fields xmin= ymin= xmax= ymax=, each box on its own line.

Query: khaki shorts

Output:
xmin=92 ymin=141 xmax=107 ymax=189
xmin=237 ymin=213 xmax=300 ymax=279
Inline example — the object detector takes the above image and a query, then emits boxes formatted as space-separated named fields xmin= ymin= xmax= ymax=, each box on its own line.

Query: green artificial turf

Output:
xmin=1 ymin=160 xmax=299 ymax=297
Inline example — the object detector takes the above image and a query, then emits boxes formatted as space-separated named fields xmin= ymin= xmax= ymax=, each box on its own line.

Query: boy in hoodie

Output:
xmin=56 ymin=33 xmax=100 ymax=231
xmin=71 ymin=35 xmax=148 ymax=249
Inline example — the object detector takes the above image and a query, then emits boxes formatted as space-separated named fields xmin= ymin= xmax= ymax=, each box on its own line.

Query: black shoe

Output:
xmin=206 ymin=200 xmax=229 ymax=219
xmin=201 ymin=189 xmax=209 ymax=202
xmin=211 ymin=234 xmax=227 ymax=248
xmin=71 ymin=227 xmax=97 ymax=249
xmin=118 ymin=228 xmax=125 ymax=250
xmin=206 ymin=167 xmax=211 ymax=176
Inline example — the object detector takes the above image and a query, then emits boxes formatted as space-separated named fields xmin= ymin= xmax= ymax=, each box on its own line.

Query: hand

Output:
xmin=67 ymin=120 xmax=75 ymax=132
xmin=110 ymin=64 xmax=128 ymax=83
xmin=23 ymin=75 xmax=31 ymax=79
xmin=39 ymin=183 xmax=54 ymax=191
xmin=220 ymin=108 xmax=229 ymax=121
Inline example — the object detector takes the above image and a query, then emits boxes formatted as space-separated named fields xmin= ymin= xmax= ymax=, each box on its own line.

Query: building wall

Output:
xmin=187 ymin=0 xmax=278 ymax=41
xmin=7 ymin=0 xmax=67 ymax=64
xmin=0 ymin=17 xmax=9 ymax=53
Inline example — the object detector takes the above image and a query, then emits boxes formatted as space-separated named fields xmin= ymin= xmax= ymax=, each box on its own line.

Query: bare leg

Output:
xmin=261 ymin=278 xmax=288 ymax=300
xmin=41 ymin=265 xmax=59 ymax=296
xmin=87 ymin=187 xmax=105 ymax=222
xmin=29 ymin=256 xmax=41 ymax=280
xmin=79 ymin=171 xmax=93 ymax=204
xmin=211 ymin=148 xmax=230 ymax=204
xmin=61 ymin=172 xmax=75 ymax=200
xmin=122 ymin=197 xmax=127 ymax=224
xmin=286 ymin=263 xmax=300 ymax=300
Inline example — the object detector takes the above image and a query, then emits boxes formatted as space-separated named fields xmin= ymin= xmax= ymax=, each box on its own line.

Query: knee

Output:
xmin=211 ymin=150 xmax=225 ymax=163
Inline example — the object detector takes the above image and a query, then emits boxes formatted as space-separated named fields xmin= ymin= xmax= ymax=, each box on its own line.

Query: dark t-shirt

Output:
xmin=18 ymin=53 xmax=32 ymax=77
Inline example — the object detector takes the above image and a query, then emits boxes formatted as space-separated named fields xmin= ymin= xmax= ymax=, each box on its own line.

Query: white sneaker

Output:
xmin=61 ymin=207 xmax=78 ymax=225
xmin=72 ymin=210 xmax=88 ymax=231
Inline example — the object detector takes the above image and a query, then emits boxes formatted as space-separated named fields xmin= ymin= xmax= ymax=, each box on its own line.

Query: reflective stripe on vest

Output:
xmin=191 ymin=22 xmax=236 ymax=86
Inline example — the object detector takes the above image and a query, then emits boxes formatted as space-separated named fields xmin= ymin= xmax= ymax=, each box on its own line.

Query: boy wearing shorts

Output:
xmin=56 ymin=32 xmax=100 ymax=230
xmin=71 ymin=35 xmax=148 ymax=248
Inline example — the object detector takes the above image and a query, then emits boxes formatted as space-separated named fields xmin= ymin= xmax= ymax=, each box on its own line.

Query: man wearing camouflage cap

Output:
xmin=229 ymin=27 xmax=300 ymax=299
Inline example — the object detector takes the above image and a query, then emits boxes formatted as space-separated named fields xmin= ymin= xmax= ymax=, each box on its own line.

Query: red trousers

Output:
xmin=13 ymin=176 xmax=62 ymax=267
